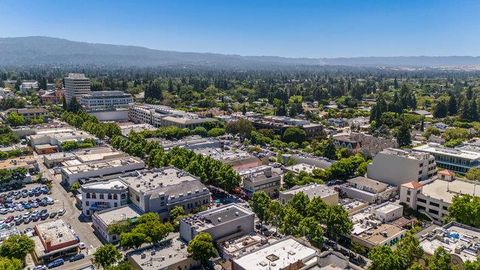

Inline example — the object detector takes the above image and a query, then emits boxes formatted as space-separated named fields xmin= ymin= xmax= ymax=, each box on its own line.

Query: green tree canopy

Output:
xmin=282 ymin=127 xmax=306 ymax=143
xmin=0 ymin=235 xmax=34 ymax=261
xmin=93 ymin=244 xmax=122 ymax=269
xmin=187 ymin=232 xmax=217 ymax=265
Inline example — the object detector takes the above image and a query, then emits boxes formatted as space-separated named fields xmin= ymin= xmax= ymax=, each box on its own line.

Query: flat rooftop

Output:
xmin=0 ymin=156 xmax=36 ymax=170
xmin=120 ymin=167 xmax=200 ymax=193
xmin=95 ymin=204 xmax=142 ymax=226
xmin=354 ymin=223 xmax=405 ymax=245
xmin=420 ymin=222 xmax=480 ymax=263
xmin=285 ymin=163 xmax=319 ymax=174
xmin=233 ymin=237 xmax=317 ymax=270
xmin=347 ymin=176 xmax=389 ymax=193
xmin=35 ymin=219 xmax=77 ymax=248
xmin=81 ymin=179 xmax=128 ymax=191
xmin=421 ymin=179 xmax=480 ymax=204
xmin=374 ymin=203 xmax=403 ymax=214
xmin=380 ymin=147 xmax=433 ymax=160
xmin=282 ymin=184 xmax=337 ymax=199
xmin=183 ymin=204 xmax=253 ymax=231
xmin=129 ymin=234 xmax=189 ymax=270
xmin=414 ymin=143 xmax=480 ymax=160
xmin=62 ymin=157 xmax=143 ymax=175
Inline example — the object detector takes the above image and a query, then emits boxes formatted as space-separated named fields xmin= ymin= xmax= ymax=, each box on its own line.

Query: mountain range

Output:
xmin=1 ymin=36 xmax=480 ymax=68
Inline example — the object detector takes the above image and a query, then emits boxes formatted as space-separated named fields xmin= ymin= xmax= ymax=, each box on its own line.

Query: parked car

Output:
xmin=69 ymin=253 xmax=85 ymax=262
xmin=4 ymin=216 xmax=13 ymax=223
xmin=32 ymin=265 xmax=47 ymax=270
xmin=57 ymin=209 xmax=66 ymax=216
xmin=79 ymin=242 xmax=86 ymax=249
xmin=47 ymin=258 xmax=64 ymax=269
xmin=49 ymin=212 xmax=57 ymax=218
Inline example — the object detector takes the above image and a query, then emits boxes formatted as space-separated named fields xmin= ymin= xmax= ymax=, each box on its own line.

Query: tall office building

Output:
xmin=64 ymin=73 xmax=91 ymax=104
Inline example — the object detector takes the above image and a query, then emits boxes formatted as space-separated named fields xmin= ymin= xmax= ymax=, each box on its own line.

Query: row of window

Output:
xmin=85 ymin=192 xmax=126 ymax=200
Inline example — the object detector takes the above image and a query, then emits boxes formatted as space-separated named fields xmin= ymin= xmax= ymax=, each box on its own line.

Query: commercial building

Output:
xmin=419 ymin=222 xmax=480 ymax=265
xmin=43 ymin=146 xmax=125 ymax=168
xmin=150 ymin=135 xmax=222 ymax=151
xmin=414 ymin=143 xmax=480 ymax=174
xmin=92 ymin=204 xmax=142 ymax=243
xmin=352 ymin=223 xmax=406 ymax=249
xmin=61 ymin=156 xmax=145 ymax=186
xmin=194 ymin=148 xmax=262 ymax=171
xmin=282 ymin=153 xmax=333 ymax=169
xmin=128 ymin=233 xmax=199 ymax=270
xmin=180 ymin=203 xmax=255 ymax=242
xmin=28 ymin=129 xmax=97 ymax=153
xmin=80 ymin=179 xmax=129 ymax=216
xmin=279 ymin=184 xmax=338 ymax=206
xmin=3 ymin=107 xmax=48 ymax=120
xmin=373 ymin=203 xmax=404 ymax=223
xmin=80 ymin=90 xmax=133 ymax=111
xmin=118 ymin=123 xmax=156 ymax=137
xmin=64 ymin=73 xmax=91 ymax=104
xmin=400 ymin=178 xmax=480 ymax=223
xmin=339 ymin=176 xmax=397 ymax=204
xmin=231 ymin=237 xmax=317 ymax=270
xmin=240 ymin=165 xmax=281 ymax=197
xmin=285 ymin=163 xmax=320 ymax=175
xmin=248 ymin=115 xmax=323 ymax=139
xmin=32 ymin=220 xmax=80 ymax=263
xmin=19 ymin=80 xmax=39 ymax=93
xmin=129 ymin=104 xmax=216 ymax=128
xmin=367 ymin=148 xmax=436 ymax=186
xmin=121 ymin=167 xmax=210 ymax=219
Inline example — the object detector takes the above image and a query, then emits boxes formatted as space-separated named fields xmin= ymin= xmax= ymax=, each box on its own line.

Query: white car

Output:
xmin=79 ymin=242 xmax=86 ymax=249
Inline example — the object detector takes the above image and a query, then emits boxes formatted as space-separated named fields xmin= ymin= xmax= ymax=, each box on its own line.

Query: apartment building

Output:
xmin=120 ymin=167 xmax=211 ymax=219
xmin=4 ymin=108 xmax=48 ymax=120
xmin=239 ymin=165 xmax=281 ymax=197
xmin=64 ymin=73 xmax=91 ymax=104
xmin=80 ymin=179 xmax=129 ymax=216
xmin=414 ymin=143 xmax=480 ymax=174
xmin=80 ymin=90 xmax=133 ymax=111
xmin=180 ymin=203 xmax=254 ymax=242
xmin=367 ymin=148 xmax=436 ymax=186
xmin=19 ymin=80 xmax=39 ymax=93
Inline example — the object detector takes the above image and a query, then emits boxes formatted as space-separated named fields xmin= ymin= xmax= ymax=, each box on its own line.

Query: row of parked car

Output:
xmin=0 ymin=196 xmax=54 ymax=214
xmin=33 ymin=250 xmax=86 ymax=269
xmin=0 ymin=185 xmax=50 ymax=202
xmin=0 ymin=209 xmax=65 ymax=228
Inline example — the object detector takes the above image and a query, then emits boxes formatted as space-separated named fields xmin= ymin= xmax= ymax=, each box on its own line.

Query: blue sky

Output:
xmin=0 ymin=0 xmax=478 ymax=58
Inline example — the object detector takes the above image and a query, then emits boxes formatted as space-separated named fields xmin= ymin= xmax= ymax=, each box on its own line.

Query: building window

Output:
xmin=92 ymin=194 xmax=96 ymax=199
xmin=86 ymin=201 xmax=89 ymax=206
xmin=113 ymin=194 xmax=118 ymax=200
xmin=114 ymin=203 xmax=117 ymax=207
xmin=429 ymin=202 xmax=440 ymax=208
xmin=406 ymin=197 xmax=410 ymax=202
xmin=99 ymin=194 xmax=104 ymax=200
xmin=86 ymin=193 xmax=90 ymax=199
xmin=407 ymin=190 xmax=411 ymax=195
xmin=108 ymin=194 xmax=112 ymax=200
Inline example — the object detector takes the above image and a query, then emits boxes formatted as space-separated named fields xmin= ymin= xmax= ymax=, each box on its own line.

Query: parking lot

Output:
xmin=0 ymin=183 xmax=68 ymax=233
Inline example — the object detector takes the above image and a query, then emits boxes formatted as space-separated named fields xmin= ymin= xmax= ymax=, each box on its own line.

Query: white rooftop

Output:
xmin=421 ymin=179 xmax=480 ymax=204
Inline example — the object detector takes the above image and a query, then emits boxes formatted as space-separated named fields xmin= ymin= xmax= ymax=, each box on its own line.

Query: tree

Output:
xmin=5 ymin=112 xmax=26 ymax=127
xmin=170 ymin=206 xmax=186 ymax=221
xmin=249 ymin=191 xmax=271 ymax=225
xmin=282 ymin=127 xmax=306 ymax=143
xmin=70 ymin=182 xmax=81 ymax=192
xmin=464 ymin=258 xmax=480 ymax=270
xmin=226 ymin=119 xmax=254 ymax=138
xmin=287 ymin=192 xmax=310 ymax=217
xmin=280 ymin=206 xmax=303 ymax=235
xmin=0 ymin=234 xmax=34 ymax=261
xmin=408 ymin=262 xmax=424 ymax=270
xmin=447 ymin=92 xmax=457 ymax=116
xmin=266 ymin=200 xmax=283 ymax=229
xmin=298 ymin=217 xmax=323 ymax=248
xmin=93 ymin=244 xmax=122 ymax=269
xmin=448 ymin=194 xmax=480 ymax=228
xmin=120 ymin=231 xmax=147 ymax=250
xmin=396 ymin=232 xmax=423 ymax=268
xmin=207 ymin=127 xmax=225 ymax=137
xmin=68 ymin=96 xmax=81 ymax=112
xmin=322 ymin=205 xmax=352 ymax=241
xmin=396 ymin=122 xmax=412 ymax=147
xmin=0 ymin=257 xmax=22 ymax=270
xmin=187 ymin=233 xmax=217 ymax=265
xmin=466 ymin=168 xmax=480 ymax=181
xmin=368 ymin=246 xmax=402 ymax=270
xmin=433 ymin=100 xmax=448 ymax=118
xmin=106 ymin=261 xmax=134 ymax=270
xmin=428 ymin=247 xmax=452 ymax=270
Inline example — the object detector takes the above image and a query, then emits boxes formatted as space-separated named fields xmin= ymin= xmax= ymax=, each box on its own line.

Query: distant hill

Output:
xmin=0 ymin=36 xmax=479 ymax=68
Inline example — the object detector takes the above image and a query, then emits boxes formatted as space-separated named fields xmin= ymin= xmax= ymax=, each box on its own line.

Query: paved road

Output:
xmin=32 ymin=153 xmax=102 ymax=268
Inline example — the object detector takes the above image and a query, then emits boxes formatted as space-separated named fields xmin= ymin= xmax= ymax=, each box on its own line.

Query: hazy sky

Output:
xmin=0 ymin=0 xmax=479 ymax=58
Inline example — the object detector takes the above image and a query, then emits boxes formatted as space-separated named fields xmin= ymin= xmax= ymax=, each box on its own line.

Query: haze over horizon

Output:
xmin=1 ymin=0 xmax=479 ymax=58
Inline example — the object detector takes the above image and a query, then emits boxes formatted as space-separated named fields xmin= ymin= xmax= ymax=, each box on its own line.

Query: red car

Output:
xmin=4 ymin=216 xmax=14 ymax=223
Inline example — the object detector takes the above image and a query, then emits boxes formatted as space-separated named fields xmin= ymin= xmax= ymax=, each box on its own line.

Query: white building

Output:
xmin=80 ymin=179 xmax=129 ymax=216
xmin=180 ymin=203 xmax=254 ymax=242
xmin=121 ymin=167 xmax=211 ymax=219
xmin=19 ymin=81 xmax=39 ymax=93
xmin=64 ymin=73 xmax=91 ymax=104
xmin=61 ymin=156 xmax=145 ymax=186
xmin=340 ymin=176 xmax=397 ymax=204
xmin=367 ymin=148 xmax=436 ymax=186
xmin=80 ymin=90 xmax=133 ymax=111
xmin=373 ymin=203 xmax=403 ymax=223
xmin=128 ymin=104 xmax=216 ymax=128
xmin=239 ymin=165 xmax=281 ymax=197
xmin=92 ymin=204 xmax=142 ymax=243
xmin=279 ymin=184 xmax=338 ymax=206
xmin=400 ymin=179 xmax=480 ymax=223
xmin=231 ymin=237 xmax=317 ymax=270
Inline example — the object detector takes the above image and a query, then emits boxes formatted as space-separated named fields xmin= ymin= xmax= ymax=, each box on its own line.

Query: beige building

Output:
xmin=279 ymin=184 xmax=338 ymax=205
xmin=367 ymin=148 xmax=436 ymax=186
xmin=239 ymin=166 xmax=281 ymax=197
xmin=64 ymin=73 xmax=91 ymax=104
